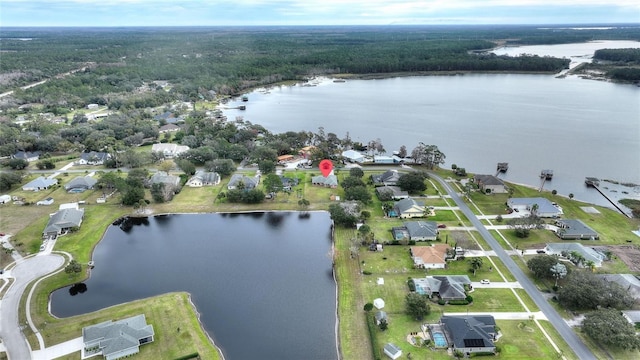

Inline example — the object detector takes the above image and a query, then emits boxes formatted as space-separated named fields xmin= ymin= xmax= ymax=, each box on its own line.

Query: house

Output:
xmin=341 ymin=149 xmax=365 ymax=163
xmin=149 ymin=171 xmax=181 ymax=188
xmin=371 ymin=170 xmax=402 ymax=186
xmin=13 ymin=151 xmax=40 ymax=162
xmin=554 ymin=219 xmax=599 ymax=240
xmin=158 ymin=124 xmax=181 ymax=134
xmin=298 ymin=146 xmax=316 ymax=159
xmin=277 ymin=154 xmax=294 ymax=163
xmin=473 ymin=174 xmax=507 ymax=194
xmin=65 ymin=175 xmax=98 ymax=193
xmin=404 ymin=221 xmax=439 ymax=241
xmin=597 ymin=274 xmax=640 ymax=300
xmin=544 ymin=243 xmax=605 ymax=267
xmin=22 ymin=176 xmax=58 ymax=191
xmin=151 ymin=143 xmax=190 ymax=158
xmin=186 ymin=171 xmax=220 ymax=187
xmin=393 ymin=198 xmax=425 ymax=219
xmin=414 ymin=275 xmax=471 ymax=301
xmin=77 ymin=151 xmax=111 ymax=165
xmin=280 ymin=176 xmax=299 ymax=191
xmin=311 ymin=174 xmax=338 ymax=188
xmin=440 ymin=315 xmax=497 ymax=355
xmin=0 ymin=194 xmax=11 ymax=204
xmin=383 ymin=343 xmax=402 ymax=359
xmin=154 ymin=111 xmax=178 ymax=123
xmin=87 ymin=103 xmax=100 ymax=109
xmin=83 ymin=314 xmax=154 ymax=360
xmin=622 ymin=310 xmax=640 ymax=325
xmin=375 ymin=186 xmax=409 ymax=200
xmin=43 ymin=207 xmax=85 ymax=237
xmin=410 ymin=244 xmax=450 ymax=268
xmin=507 ymin=197 xmax=562 ymax=218
xmin=227 ymin=174 xmax=260 ymax=190
xmin=373 ymin=155 xmax=395 ymax=164
xmin=36 ymin=197 xmax=54 ymax=206
xmin=374 ymin=311 xmax=388 ymax=326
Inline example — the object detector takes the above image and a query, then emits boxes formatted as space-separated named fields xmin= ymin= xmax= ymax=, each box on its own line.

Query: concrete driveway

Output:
xmin=0 ymin=253 xmax=65 ymax=360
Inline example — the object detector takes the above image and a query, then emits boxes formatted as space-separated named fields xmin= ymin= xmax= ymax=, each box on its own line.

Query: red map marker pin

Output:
xmin=319 ymin=159 xmax=333 ymax=177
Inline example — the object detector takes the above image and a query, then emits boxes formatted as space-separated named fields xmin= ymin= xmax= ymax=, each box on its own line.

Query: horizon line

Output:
xmin=2 ymin=22 xmax=640 ymax=29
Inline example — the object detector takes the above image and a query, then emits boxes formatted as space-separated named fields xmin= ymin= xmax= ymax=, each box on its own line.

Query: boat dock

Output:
xmin=585 ymin=177 xmax=632 ymax=218
xmin=539 ymin=170 xmax=553 ymax=191
xmin=495 ymin=162 xmax=508 ymax=176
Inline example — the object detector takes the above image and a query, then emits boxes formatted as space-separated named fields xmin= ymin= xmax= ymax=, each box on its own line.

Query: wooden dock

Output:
xmin=585 ymin=177 xmax=631 ymax=218
xmin=538 ymin=169 xmax=553 ymax=191
xmin=495 ymin=162 xmax=508 ymax=176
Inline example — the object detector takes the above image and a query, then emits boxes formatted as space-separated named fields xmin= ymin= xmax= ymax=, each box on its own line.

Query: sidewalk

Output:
xmin=31 ymin=337 xmax=83 ymax=360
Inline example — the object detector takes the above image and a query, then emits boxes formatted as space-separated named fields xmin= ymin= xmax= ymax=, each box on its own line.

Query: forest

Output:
xmin=2 ymin=25 xmax=639 ymax=109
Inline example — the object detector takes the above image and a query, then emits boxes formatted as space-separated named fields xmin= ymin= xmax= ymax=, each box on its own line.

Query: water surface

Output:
xmin=51 ymin=212 xmax=337 ymax=360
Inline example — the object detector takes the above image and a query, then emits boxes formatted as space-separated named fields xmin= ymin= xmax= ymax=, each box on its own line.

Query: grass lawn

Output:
xmin=496 ymin=320 xmax=565 ymax=359
xmin=538 ymin=321 xmax=579 ymax=360
xmin=41 ymin=293 xmax=220 ymax=360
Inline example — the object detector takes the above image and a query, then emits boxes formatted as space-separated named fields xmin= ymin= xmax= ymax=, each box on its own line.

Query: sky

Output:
xmin=1 ymin=0 xmax=639 ymax=27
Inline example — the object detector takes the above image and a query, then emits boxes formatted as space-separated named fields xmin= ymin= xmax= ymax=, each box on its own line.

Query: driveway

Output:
xmin=0 ymin=254 xmax=65 ymax=360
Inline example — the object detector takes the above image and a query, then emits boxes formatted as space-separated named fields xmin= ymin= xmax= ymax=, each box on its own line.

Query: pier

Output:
xmin=585 ymin=177 xmax=632 ymax=218
xmin=539 ymin=169 xmax=553 ymax=191
xmin=495 ymin=162 xmax=508 ymax=176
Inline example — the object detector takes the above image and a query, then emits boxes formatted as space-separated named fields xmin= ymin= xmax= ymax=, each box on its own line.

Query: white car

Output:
xmin=480 ymin=279 xmax=490 ymax=284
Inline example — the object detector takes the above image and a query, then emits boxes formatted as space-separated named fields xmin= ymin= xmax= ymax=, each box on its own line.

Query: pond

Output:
xmin=51 ymin=212 xmax=338 ymax=360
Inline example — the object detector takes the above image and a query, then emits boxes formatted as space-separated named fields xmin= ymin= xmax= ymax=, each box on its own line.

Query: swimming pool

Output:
xmin=432 ymin=332 xmax=447 ymax=347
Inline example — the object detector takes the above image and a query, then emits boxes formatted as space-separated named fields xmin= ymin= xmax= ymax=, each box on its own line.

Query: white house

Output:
xmin=151 ymin=143 xmax=190 ymax=158
xmin=507 ymin=197 xmax=562 ymax=218
xmin=186 ymin=171 xmax=220 ymax=187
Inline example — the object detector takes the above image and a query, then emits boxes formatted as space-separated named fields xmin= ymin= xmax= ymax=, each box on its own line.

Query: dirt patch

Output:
xmin=607 ymin=245 xmax=640 ymax=272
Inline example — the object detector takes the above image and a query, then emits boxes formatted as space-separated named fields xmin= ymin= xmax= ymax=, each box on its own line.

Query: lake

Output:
xmin=51 ymin=212 xmax=338 ymax=360
xmin=223 ymin=41 xmax=640 ymax=209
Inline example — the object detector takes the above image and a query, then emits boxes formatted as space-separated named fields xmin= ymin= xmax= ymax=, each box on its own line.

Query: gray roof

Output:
xmin=150 ymin=171 xmax=181 ymax=187
xmin=13 ymin=151 xmax=40 ymax=160
xmin=415 ymin=275 xmax=470 ymax=300
xmin=555 ymin=219 xmax=599 ymax=239
xmin=597 ymin=274 xmax=640 ymax=299
xmin=372 ymin=170 xmax=402 ymax=185
xmin=65 ymin=176 xmax=97 ymax=190
xmin=188 ymin=171 xmax=220 ymax=185
xmin=474 ymin=174 xmax=505 ymax=186
xmin=43 ymin=208 xmax=84 ymax=235
xmin=80 ymin=151 xmax=110 ymax=162
xmin=404 ymin=221 xmax=438 ymax=239
xmin=394 ymin=198 xmax=425 ymax=214
xmin=441 ymin=315 xmax=496 ymax=350
xmin=228 ymin=174 xmax=259 ymax=189
xmin=312 ymin=174 xmax=338 ymax=187
xmin=383 ymin=343 xmax=402 ymax=356
xmin=23 ymin=176 xmax=58 ymax=190
xmin=375 ymin=186 xmax=408 ymax=199
xmin=508 ymin=197 xmax=561 ymax=216
xmin=83 ymin=314 xmax=154 ymax=358
xmin=545 ymin=243 xmax=605 ymax=266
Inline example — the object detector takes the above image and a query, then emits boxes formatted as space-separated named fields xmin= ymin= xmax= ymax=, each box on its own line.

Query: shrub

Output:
xmin=448 ymin=300 xmax=470 ymax=305
xmin=407 ymin=279 xmax=416 ymax=291
xmin=364 ymin=303 xmax=374 ymax=312
xmin=408 ymin=240 xmax=416 ymax=245
xmin=437 ymin=299 xmax=446 ymax=305
xmin=495 ymin=215 xmax=503 ymax=223
xmin=465 ymin=295 xmax=473 ymax=303
xmin=362 ymin=270 xmax=372 ymax=275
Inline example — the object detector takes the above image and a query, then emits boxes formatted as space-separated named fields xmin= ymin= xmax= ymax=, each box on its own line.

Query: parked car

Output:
xmin=536 ymin=249 xmax=546 ymax=254
xmin=480 ymin=279 xmax=490 ymax=284
xmin=437 ymin=224 xmax=447 ymax=229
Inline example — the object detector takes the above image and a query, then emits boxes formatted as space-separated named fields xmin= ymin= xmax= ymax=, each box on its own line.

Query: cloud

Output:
xmin=2 ymin=0 xmax=639 ymax=26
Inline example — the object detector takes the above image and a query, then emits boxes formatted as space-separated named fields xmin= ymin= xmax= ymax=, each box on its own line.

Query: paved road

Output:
xmin=429 ymin=173 xmax=596 ymax=360
xmin=0 ymin=254 xmax=65 ymax=360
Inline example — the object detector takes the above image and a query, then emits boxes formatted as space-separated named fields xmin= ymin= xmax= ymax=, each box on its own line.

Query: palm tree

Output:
xmin=585 ymin=260 xmax=596 ymax=272
xmin=469 ymin=257 xmax=483 ymax=276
